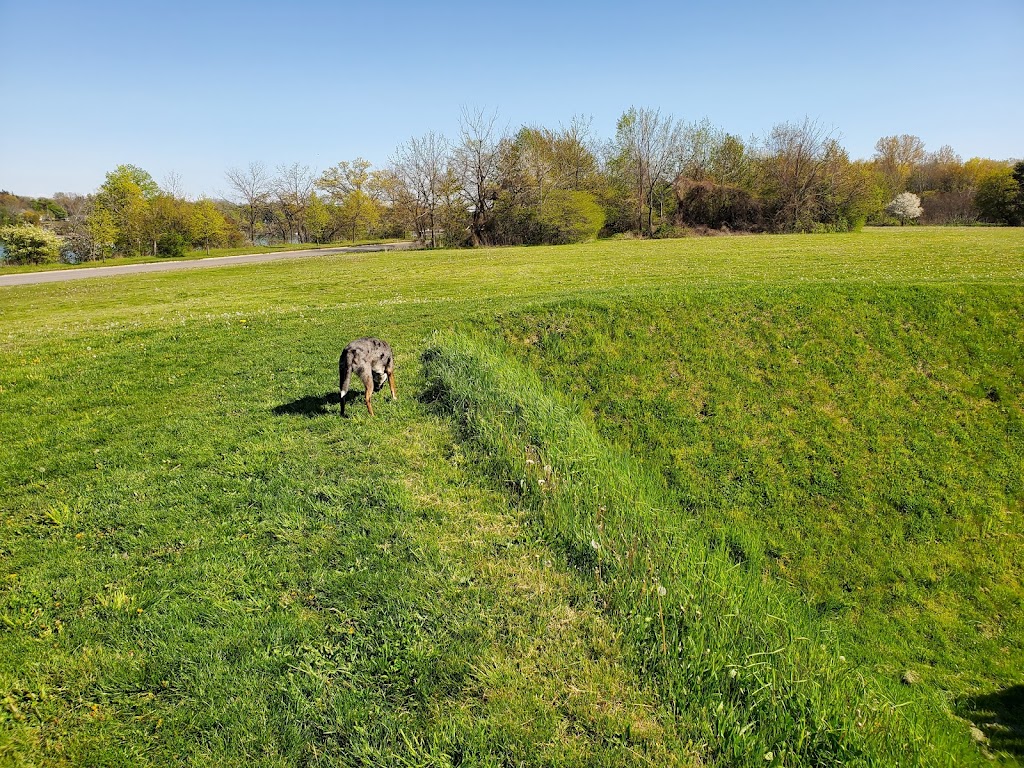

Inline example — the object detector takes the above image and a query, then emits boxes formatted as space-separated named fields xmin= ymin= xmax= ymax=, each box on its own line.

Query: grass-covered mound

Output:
xmin=482 ymin=283 xmax=1023 ymax=757
xmin=424 ymin=330 xmax=993 ymax=766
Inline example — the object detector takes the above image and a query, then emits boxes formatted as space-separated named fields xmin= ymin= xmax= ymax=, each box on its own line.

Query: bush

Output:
xmin=0 ymin=224 xmax=63 ymax=264
xmin=536 ymin=190 xmax=605 ymax=244
xmin=674 ymin=179 xmax=763 ymax=231
xmin=157 ymin=231 xmax=187 ymax=258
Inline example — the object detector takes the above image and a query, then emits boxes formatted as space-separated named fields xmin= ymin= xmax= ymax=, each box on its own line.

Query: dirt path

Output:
xmin=0 ymin=242 xmax=417 ymax=287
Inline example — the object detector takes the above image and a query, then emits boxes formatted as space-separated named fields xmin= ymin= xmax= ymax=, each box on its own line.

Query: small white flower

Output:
xmin=590 ymin=539 xmax=600 ymax=551
xmin=657 ymin=585 xmax=667 ymax=597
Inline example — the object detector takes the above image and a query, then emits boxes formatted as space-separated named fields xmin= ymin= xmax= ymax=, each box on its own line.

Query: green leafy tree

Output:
xmin=0 ymin=224 xmax=63 ymax=264
xmin=1012 ymin=161 xmax=1024 ymax=224
xmin=86 ymin=205 xmax=117 ymax=260
xmin=318 ymin=158 xmax=384 ymax=242
xmin=188 ymin=198 xmax=228 ymax=253
xmin=974 ymin=167 xmax=1022 ymax=225
xmin=305 ymin=191 xmax=331 ymax=244
xmin=93 ymin=164 xmax=158 ymax=256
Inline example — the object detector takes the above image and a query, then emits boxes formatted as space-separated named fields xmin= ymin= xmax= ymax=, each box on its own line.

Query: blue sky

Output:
xmin=2 ymin=0 xmax=1021 ymax=199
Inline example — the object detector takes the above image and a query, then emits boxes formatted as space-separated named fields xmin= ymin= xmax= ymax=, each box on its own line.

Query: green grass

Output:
xmin=421 ymin=330 xmax=979 ymax=765
xmin=1 ymin=227 xmax=1022 ymax=765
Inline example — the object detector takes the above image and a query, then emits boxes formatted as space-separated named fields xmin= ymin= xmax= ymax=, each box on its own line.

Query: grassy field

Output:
xmin=1 ymin=228 xmax=1022 ymax=765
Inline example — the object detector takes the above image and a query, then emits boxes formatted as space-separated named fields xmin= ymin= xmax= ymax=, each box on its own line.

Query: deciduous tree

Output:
xmin=873 ymin=134 xmax=926 ymax=199
xmin=187 ymin=198 xmax=228 ymax=253
xmin=454 ymin=107 xmax=504 ymax=246
xmin=610 ymin=107 xmax=685 ymax=236
xmin=391 ymin=132 xmax=452 ymax=247
xmin=756 ymin=119 xmax=866 ymax=232
xmin=226 ymin=162 xmax=272 ymax=244
xmin=317 ymin=158 xmax=383 ymax=243
xmin=886 ymin=192 xmax=923 ymax=225
xmin=273 ymin=163 xmax=315 ymax=243
xmin=974 ymin=166 xmax=1022 ymax=225
xmin=94 ymin=164 xmax=158 ymax=256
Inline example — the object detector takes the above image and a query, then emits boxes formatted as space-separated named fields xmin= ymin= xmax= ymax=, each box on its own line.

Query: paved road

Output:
xmin=0 ymin=242 xmax=417 ymax=287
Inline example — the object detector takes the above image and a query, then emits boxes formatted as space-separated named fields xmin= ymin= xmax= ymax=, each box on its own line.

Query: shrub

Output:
xmin=674 ymin=179 xmax=763 ymax=231
xmin=157 ymin=231 xmax=187 ymax=258
xmin=537 ymin=190 xmax=605 ymax=244
xmin=0 ymin=224 xmax=63 ymax=264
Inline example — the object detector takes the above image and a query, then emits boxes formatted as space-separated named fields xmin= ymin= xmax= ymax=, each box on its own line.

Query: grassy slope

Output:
xmin=1 ymin=228 xmax=1022 ymax=764
xmin=486 ymin=285 xmax=1023 ymax=743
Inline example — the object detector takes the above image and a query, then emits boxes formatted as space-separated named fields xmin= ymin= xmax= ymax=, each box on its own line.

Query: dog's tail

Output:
xmin=339 ymin=350 xmax=354 ymax=416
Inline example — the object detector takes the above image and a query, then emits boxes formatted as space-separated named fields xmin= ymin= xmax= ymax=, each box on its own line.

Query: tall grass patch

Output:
xmin=423 ymin=331 xmax=984 ymax=766
xmin=485 ymin=284 xmax=1024 ymax=758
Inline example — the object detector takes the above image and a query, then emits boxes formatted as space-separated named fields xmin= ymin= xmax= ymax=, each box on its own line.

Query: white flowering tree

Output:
xmin=0 ymin=224 xmax=63 ymax=264
xmin=886 ymin=191 xmax=923 ymax=225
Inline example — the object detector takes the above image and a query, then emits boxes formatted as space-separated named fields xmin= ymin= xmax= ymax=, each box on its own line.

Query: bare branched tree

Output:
xmin=391 ymin=132 xmax=451 ymax=248
xmin=454 ymin=106 xmax=505 ymax=246
xmin=161 ymin=171 xmax=186 ymax=200
xmin=758 ymin=118 xmax=841 ymax=232
xmin=225 ymin=162 xmax=271 ymax=244
xmin=873 ymin=134 xmax=927 ymax=198
xmin=612 ymin=107 xmax=685 ymax=236
xmin=273 ymin=163 xmax=315 ymax=243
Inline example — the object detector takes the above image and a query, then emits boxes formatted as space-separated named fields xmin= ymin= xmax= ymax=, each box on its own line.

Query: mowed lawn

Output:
xmin=1 ymin=228 xmax=1022 ymax=766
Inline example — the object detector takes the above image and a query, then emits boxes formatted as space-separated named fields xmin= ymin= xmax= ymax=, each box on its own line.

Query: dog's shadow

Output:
xmin=272 ymin=391 xmax=346 ymax=417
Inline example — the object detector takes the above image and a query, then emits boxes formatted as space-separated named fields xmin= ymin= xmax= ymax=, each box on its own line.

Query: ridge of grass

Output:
xmin=422 ymin=330 xmax=983 ymax=766
xmin=480 ymin=283 xmax=1024 ymax=761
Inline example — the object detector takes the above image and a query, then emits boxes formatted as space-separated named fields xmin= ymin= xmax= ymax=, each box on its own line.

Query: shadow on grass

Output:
xmin=960 ymin=684 xmax=1024 ymax=756
xmin=272 ymin=392 xmax=342 ymax=417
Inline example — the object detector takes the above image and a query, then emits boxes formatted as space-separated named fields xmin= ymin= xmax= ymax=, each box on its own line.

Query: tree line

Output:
xmin=2 ymin=107 xmax=1022 ymax=264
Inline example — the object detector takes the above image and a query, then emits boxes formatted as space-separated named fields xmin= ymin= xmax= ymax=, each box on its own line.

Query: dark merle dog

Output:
xmin=339 ymin=337 xmax=396 ymax=416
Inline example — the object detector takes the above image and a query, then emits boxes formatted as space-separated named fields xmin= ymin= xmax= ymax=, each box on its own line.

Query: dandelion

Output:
xmin=657 ymin=584 xmax=667 ymax=597
xmin=590 ymin=539 xmax=600 ymax=551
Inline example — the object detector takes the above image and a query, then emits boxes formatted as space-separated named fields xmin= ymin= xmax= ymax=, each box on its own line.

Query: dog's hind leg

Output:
xmin=359 ymin=370 xmax=375 ymax=416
